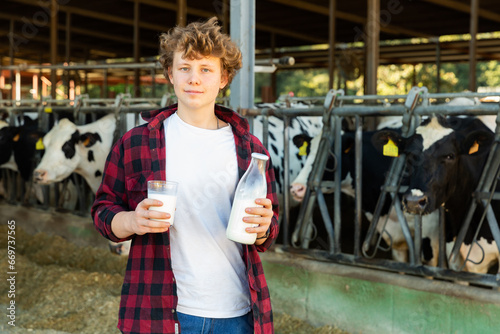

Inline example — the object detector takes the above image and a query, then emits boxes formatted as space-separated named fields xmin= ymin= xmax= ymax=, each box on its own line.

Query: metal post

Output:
xmin=354 ymin=115 xmax=363 ymax=256
xmin=333 ymin=113 xmax=342 ymax=254
xmin=283 ymin=115 xmax=291 ymax=249
xmin=230 ymin=0 xmax=255 ymax=110
xmin=469 ymin=0 xmax=479 ymax=92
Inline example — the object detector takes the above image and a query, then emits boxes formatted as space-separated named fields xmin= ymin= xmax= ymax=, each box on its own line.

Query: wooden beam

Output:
xmin=9 ymin=0 xmax=166 ymax=32
xmin=0 ymin=12 xmax=157 ymax=49
xmin=177 ymin=0 xmax=187 ymax=27
xmin=268 ymin=0 xmax=431 ymax=38
xmin=469 ymin=0 xmax=478 ymax=91
xmin=328 ymin=0 xmax=336 ymax=89
xmin=65 ymin=13 xmax=71 ymax=63
xmin=134 ymin=0 xmax=140 ymax=97
xmin=365 ymin=0 xmax=380 ymax=95
xmin=50 ymin=0 xmax=57 ymax=98
xmin=422 ymin=0 xmax=500 ymax=24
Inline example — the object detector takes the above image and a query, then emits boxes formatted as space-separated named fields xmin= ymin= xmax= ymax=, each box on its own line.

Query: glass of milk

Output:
xmin=147 ymin=180 xmax=178 ymax=225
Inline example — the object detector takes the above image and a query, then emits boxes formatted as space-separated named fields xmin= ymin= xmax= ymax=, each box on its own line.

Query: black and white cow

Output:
xmin=250 ymin=107 xmax=323 ymax=204
xmin=32 ymin=114 xmax=130 ymax=255
xmin=0 ymin=116 xmax=46 ymax=203
xmin=33 ymin=114 xmax=116 ymax=193
xmin=290 ymin=129 xmax=440 ymax=264
xmin=374 ymin=116 xmax=499 ymax=273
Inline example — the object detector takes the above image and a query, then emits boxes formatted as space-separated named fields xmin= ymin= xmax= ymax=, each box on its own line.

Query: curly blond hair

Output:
xmin=159 ymin=17 xmax=242 ymax=85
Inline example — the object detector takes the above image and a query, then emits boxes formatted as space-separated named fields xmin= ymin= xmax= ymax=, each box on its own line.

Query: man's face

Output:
xmin=168 ymin=51 xmax=228 ymax=113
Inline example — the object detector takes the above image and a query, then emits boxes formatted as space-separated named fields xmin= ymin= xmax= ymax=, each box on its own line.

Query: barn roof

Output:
xmin=1 ymin=0 xmax=500 ymax=68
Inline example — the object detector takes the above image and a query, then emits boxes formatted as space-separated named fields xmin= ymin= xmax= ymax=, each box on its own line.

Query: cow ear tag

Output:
xmin=298 ymin=141 xmax=309 ymax=156
xmin=383 ymin=139 xmax=399 ymax=157
xmin=82 ymin=137 xmax=91 ymax=147
xmin=12 ymin=134 xmax=20 ymax=142
xmin=36 ymin=138 xmax=45 ymax=150
xmin=469 ymin=140 xmax=479 ymax=155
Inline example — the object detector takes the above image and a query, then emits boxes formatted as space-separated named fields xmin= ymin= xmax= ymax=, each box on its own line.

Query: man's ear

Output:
xmin=220 ymin=70 xmax=229 ymax=90
xmin=167 ymin=67 xmax=173 ymax=83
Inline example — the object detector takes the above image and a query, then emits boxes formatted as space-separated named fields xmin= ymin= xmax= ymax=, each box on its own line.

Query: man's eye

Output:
xmin=202 ymin=68 xmax=210 ymax=73
xmin=180 ymin=67 xmax=189 ymax=71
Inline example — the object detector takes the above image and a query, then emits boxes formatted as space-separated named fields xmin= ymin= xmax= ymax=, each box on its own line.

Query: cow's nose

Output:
xmin=290 ymin=183 xmax=307 ymax=202
xmin=402 ymin=194 xmax=429 ymax=215
xmin=33 ymin=170 xmax=46 ymax=182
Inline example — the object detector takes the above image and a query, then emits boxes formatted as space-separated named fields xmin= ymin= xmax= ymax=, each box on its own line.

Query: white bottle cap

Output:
xmin=251 ymin=152 xmax=269 ymax=161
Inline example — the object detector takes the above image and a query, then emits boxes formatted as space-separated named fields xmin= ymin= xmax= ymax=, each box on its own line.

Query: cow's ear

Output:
xmin=292 ymin=134 xmax=312 ymax=156
xmin=79 ymin=132 xmax=102 ymax=148
xmin=292 ymin=134 xmax=312 ymax=148
xmin=341 ymin=133 xmax=355 ymax=154
xmin=462 ymin=130 xmax=494 ymax=156
xmin=371 ymin=130 xmax=404 ymax=155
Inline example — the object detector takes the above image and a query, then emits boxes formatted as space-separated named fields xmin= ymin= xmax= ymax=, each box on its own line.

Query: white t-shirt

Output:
xmin=164 ymin=113 xmax=251 ymax=318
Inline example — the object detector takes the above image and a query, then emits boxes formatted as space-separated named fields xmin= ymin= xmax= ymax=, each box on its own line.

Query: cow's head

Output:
xmin=0 ymin=123 xmax=18 ymax=166
xmin=372 ymin=116 xmax=494 ymax=215
xmin=33 ymin=118 xmax=102 ymax=185
xmin=290 ymin=133 xmax=322 ymax=202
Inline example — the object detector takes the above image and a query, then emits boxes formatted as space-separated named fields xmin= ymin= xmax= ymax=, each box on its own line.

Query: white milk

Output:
xmin=226 ymin=198 xmax=261 ymax=244
xmin=148 ymin=192 xmax=177 ymax=225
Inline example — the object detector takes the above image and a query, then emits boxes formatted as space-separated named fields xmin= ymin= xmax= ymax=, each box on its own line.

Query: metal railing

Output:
xmin=242 ymin=88 xmax=500 ymax=288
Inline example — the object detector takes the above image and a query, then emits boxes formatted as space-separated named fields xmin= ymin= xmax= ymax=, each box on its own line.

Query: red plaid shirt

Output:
xmin=92 ymin=104 xmax=279 ymax=334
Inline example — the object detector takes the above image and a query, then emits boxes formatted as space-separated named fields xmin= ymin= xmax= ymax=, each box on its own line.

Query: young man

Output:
xmin=92 ymin=17 xmax=279 ymax=334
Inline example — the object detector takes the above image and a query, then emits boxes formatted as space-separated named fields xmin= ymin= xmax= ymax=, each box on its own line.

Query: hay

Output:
xmin=0 ymin=210 xmax=351 ymax=334
xmin=0 ymin=225 xmax=125 ymax=334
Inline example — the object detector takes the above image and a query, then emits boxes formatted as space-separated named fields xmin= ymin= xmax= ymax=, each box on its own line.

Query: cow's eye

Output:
xmin=444 ymin=153 xmax=455 ymax=161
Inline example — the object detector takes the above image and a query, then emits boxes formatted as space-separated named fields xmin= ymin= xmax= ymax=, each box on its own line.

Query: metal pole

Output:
xmin=230 ymin=0 xmax=255 ymax=110
xmin=333 ymin=113 xmax=342 ymax=253
xmin=469 ymin=0 xmax=479 ymax=92
xmin=354 ymin=115 xmax=363 ymax=256
xmin=283 ymin=116 xmax=291 ymax=248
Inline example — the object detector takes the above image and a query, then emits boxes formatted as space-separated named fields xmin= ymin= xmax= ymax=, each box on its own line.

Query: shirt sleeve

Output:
xmin=91 ymin=137 xmax=133 ymax=243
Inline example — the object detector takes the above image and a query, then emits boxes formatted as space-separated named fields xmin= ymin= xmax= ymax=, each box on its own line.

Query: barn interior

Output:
xmin=1 ymin=1 xmax=500 ymax=333
xmin=1 ymin=0 xmax=500 ymax=103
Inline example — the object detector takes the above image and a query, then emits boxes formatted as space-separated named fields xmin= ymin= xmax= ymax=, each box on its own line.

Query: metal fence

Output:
xmin=242 ymin=88 xmax=500 ymax=289
xmin=2 ymin=88 xmax=500 ymax=288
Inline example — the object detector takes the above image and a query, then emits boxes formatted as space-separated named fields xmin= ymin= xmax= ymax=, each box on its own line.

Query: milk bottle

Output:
xmin=226 ymin=152 xmax=268 ymax=244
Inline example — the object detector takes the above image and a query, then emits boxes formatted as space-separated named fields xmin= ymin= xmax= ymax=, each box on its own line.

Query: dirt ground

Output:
xmin=0 ymin=202 xmax=348 ymax=334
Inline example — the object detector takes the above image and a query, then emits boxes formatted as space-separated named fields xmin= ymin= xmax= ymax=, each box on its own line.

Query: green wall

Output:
xmin=262 ymin=252 xmax=500 ymax=334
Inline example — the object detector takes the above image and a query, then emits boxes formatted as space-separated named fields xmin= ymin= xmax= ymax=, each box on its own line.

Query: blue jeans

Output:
xmin=177 ymin=311 xmax=254 ymax=334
